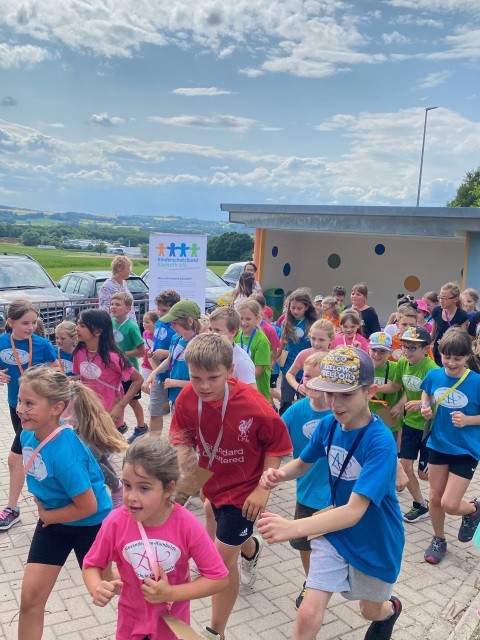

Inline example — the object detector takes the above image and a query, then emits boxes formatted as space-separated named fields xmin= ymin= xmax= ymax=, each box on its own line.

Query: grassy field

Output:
xmin=0 ymin=242 xmax=229 ymax=279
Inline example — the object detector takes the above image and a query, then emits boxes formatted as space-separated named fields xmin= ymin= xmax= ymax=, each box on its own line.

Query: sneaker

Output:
xmin=458 ymin=499 xmax=480 ymax=542
xmin=240 ymin=533 xmax=263 ymax=587
xmin=403 ymin=500 xmax=429 ymax=523
xmin=203 ymin=627 xmax=223 ymax=640
xmin=117 ymin=424 xmax=128 ymax=435
xmin=424 ymin=536 xmax=447 ymax=564
xmin=111 ymin=481 xmax=124 ymax=509
xmin=364 ymin=596 xmax=402 ymax=640
xmin=0 ymin=507 xmax=20 ymax=531
xmin=295 ymin=582 xmax=307 ymax=610
xmin=127 ymin=425 xmax=149 ymax=444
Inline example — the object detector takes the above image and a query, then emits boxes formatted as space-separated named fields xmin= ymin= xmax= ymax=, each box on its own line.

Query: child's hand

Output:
xmin=0 ymin=368 xmax=10 ymax=384
xmin=164 ymin=379 xmax=176 ymax=389
xmin=405 ymin=400 xmax=421 ymax=413
xmin=33 ymin=496 xmax=50 ymax=527
xmin=451 ymin=411 xmax=468 ymax=428
xmin=109 ymin=405 xmax=123 ymax=426
xmin=395 ymin=462 xmax=408 ymax=492
xmin=92 ymin=579 xmax=123 ymax=607
xmin=353 ymin=340 xmax=362 ymax=349
xmin=258 ymin=512 xmax=294 ymax=544
xmin=420 ymin=404 xmax=433 ymax=419
xmin=297 ymin=383 xmax=307 ymax=397
xmin=141 ymin=566 xmax=172 ymax=604
xmin=259 ymin=467 xmax=286 ymax=490
xmin=242 ymin=486 xmax=270 ymax=522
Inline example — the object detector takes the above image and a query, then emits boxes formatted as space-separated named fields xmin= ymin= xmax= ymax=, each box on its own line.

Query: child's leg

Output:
xmin=148 ymin=379 xmax=168 ymax=435
xmin=399 ymin=458 xmax=423 ymax=500
xmin=279 ymin=374 xmax=296 ymax=415
xmin=203 ymin=498 xmax=216 ymax=541
xmin=361 ymin=597 xmax=402 ymax=640
xmin=291 ymin=588 xmax=332 ymax=640
xmin=210 ymin=541 xmax=241 ymax=638
xmin=428 ymin=463 xmax=449 ymax=538
xmin=300 ymin=550 xmax=311 ymax=574
xmin=7 ymin=451 xmax=25 ymax=509
xmin=129 ymin=397 xmax=146 ymax=428
xmin=18 ymin=563 xmax=62 ymax=640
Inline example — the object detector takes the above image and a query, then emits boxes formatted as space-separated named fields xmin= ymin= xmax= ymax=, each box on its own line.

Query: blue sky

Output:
xmin=0 ymin=0 xmax=478 ymax=220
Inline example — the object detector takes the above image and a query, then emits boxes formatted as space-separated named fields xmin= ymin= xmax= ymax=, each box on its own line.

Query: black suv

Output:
xmin=0 ymin=253 xmax=75 ymax=337
xmin=58 ymin=270 xmax=149 ymax=323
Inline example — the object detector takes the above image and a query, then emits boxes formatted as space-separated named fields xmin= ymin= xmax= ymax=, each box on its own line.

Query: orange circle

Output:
xmin=404 ymin=275 xmax=420 ymax=292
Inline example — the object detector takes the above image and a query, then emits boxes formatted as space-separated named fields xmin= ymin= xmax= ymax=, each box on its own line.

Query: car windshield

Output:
xmin=206 ymin=269 xmax=227 ymax=288
xmin=0 ymin=260 xmax=54 ymax=289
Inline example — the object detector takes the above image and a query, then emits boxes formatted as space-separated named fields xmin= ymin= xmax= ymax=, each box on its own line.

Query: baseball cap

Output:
xmin=415 ymin=299 xmax=429 ymax=314
xmin=314 ymin=295 xmax=324 ymax=302
xmin=400 ymin=325 xmax=431 ymax=345
xmin=160 ymin=300 xmax=201 ymax=323
xmin=368 ymin=332 xmax=393 ymax=351
xmin=263 ymin=305 xmax=273 ymax=317
xmin=307 ymin=346 xmax=374 ymax=393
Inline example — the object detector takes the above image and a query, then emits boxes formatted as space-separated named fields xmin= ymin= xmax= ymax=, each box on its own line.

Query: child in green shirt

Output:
xmin=235 ymin=299 xmax=271 ymax=400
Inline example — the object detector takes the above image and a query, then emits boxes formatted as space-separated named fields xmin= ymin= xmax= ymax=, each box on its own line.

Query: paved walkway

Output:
xmin=0 ymin=388 xmax=479 ymax=640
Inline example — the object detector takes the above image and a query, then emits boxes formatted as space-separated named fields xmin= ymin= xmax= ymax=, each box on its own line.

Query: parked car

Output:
xmin=141 ymin=268 xmax=234 ymax=313
xmin=221 ymin=262 xmax=248 ymax=287
xmin=57 ymin=270 xmax=149 ymax=324
xmin=0 ymin=253 xmax=75 ymax=337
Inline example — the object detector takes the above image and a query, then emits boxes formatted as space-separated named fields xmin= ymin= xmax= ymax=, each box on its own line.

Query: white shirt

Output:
xmin=232 ymin=343 xmax=256 ymax=385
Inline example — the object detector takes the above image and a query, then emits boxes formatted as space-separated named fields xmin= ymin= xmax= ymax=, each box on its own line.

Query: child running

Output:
xmin=234 ymin=299 xmax=271 ymax=400
xmin=420 ymin=329 xmax=480 ymax=564
xmin=55 ymin=321 xmax=77 ymax=376
xmin=0 ymin=299 xmax=58 ymax=531
xmin=140 ymin=310 xmax=158 ymax=381
xmin=83 ymin=436 xmax=229 ymax=640
xmin=431 ymin=282 xmax=468 ymax=366
xmin=331 ymin=310 xmax=369 ymax=352
xmin=258 ymin=346 xmax=404 ymax=640
xmin=17 ymin=368 xmax=112 ymax=640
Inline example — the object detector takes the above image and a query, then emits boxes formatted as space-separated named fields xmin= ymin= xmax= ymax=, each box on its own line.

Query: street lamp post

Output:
xmin=416 ymin=106 xmax=437 ymax=207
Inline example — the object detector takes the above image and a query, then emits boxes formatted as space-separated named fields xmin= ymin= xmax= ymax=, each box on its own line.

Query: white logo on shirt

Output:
xmin=402 ymin=374 xmax=422 ymax=392
xmin=79 ymin=360 xmax=102 ymax=380
xmin=294 ymin=327 xmax=305 ymax=338
xmin=123 ymin=539 xmax=181 ymax=580
xmin=0 ymin=347 xmax=28 ymax=365
xmin=302 ymin=419 xmax=319 ymax=440
xmin=60 ymin=359 xmax=73 ymax=374
xmin=374 ymin=376 xmax=386 ymax=386
xmin=156 ymin=327 xmax=167 ymax=341
xmin=391 ymin=348 xmax=403 ymax=361
xmin=238 ymin=417 xmax=253 ymax=442
xmin=113 ymin=329 xmax=124 ymax=343
xmin=328 ymin=446 xmax=362 ymax=481
xmin=23 ymin=447 xmax=48 ymax=481
xmin=434 ymin=387 xmax=468 ymax=409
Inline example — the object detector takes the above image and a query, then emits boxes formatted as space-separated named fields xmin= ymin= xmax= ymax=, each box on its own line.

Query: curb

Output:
xmin=448 ymin=593 xmax=480 ymax=640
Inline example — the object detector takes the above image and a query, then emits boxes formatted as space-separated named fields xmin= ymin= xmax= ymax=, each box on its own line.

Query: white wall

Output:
xmin=262 ymin=230 xmax=465 ymax=324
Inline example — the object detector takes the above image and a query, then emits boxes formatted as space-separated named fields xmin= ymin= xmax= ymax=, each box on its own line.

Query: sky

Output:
xmin=0 ymin=0 xmax=478 ymax=221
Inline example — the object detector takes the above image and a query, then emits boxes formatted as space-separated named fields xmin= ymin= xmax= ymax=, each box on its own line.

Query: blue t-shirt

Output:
xmin=282 ymin=318 xmax=311 ymax=374
xmin=58 ymin=348 xmax=74 ymax=377
xmin=0 ymin=333 xmax=57 ymax=407
xmin=420 ymin=368 xmax=480 ymax=459
xmin=153 ymin=320 xmax=175 ymax=382
xmin=300 ymin=413 xmax=404 ymax=583
xmin=282 ymin=398 xmax=331 ymax=510
xmin=21 ymin=427 xmax=112 ymax=526
xmin=168 ymin=335 xmax=190 ymax=403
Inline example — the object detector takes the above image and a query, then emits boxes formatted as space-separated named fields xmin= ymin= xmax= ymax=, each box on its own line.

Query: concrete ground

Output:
xmin=0 ymin=388 xmax=479 ymax=640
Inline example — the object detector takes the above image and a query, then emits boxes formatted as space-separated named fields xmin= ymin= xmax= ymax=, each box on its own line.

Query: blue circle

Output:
xmin=283 ymin=263 xmax=291 ymax=277
xmin=375 ymin=244 xmax=385 ymax=256
xmin=272 ymin=245 xmax=278 ymax=257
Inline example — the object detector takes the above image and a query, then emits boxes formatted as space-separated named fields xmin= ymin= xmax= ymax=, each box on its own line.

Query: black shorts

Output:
xmin=210 ymin=504 xmax=254 ymax=547
xmin=399 ymin=424 xmax=429 ymax=474
xmin=122 ymin=378 xmax=141 ymax=401
xmin=270 ymin=373 xmax=279 ymax=388
xmin=290 ymin=501 xmax=318 ymax=552
xmin=428 ymin=449 xmax=478 ymax=480
xmin=27 ymin=520 xmax=102 ymax=568
xmin=10 ymin=405 xmax=23 ymax=455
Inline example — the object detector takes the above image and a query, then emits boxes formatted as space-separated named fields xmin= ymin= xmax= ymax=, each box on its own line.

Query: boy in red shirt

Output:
xmin=170 ymin=333 xmax=292 ymax=640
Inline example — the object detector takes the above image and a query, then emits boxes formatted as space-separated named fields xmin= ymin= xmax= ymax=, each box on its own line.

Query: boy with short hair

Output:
xmin=258 ymin=346 xmax=404 ymax=640
xmin=169 ymin=333 xmax=293 ymax=640
xmin=110 ymin=292 xmax=147 ymax=441
xmin=332 ymin=286 xmax=346 ymax=312
xmin=388 ymin=304 xmax=419 ymax=361
xmin=377 ymin=326 xmax=438 ymax=523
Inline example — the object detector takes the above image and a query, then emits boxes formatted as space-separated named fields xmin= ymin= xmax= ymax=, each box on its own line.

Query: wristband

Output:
xmin=296 ymin=383 xmax=301 ymax=393
xmin=420 ymin=403 xmax=430 ymax=410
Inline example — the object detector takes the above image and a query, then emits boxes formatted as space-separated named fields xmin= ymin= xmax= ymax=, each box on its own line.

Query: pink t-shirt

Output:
xmin=73 ymin=349 xmax=134 ymax=425
xmin=83 ymin=504 xmax=228 ymax=640
xmin=260 ymin=320 xmax=282 ymax=350
xmin=142 ymin=330 xmax=155 ymax=370
xmin=292 ymin=347 xmax=315 ymax=370
xmin=331 ymin=332 xmax=369 ymax=352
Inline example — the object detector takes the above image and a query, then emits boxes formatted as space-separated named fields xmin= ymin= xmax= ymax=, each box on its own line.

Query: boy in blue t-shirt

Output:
xmin=281 ymin=351 xmax=331 ymax=610
xmin=259 ymin=346 xmax=405 ymax=640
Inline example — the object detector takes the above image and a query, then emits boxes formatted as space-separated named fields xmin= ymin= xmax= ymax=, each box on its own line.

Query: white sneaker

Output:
xmin=111 ymin=480 xmax=124 ymax=509
xmin=240 ymin=534 xmax=263 ymax=587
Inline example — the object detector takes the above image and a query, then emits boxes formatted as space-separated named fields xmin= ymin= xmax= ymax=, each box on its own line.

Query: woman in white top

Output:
xmin=243 ymin=261 xmax=262 ymax=293
xmin=98 ymin=255 xmax=136 ymax=322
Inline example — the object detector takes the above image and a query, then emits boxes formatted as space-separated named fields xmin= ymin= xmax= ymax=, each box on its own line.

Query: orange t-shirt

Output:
xmin=389 ymin=333 xmax=434 ymax=362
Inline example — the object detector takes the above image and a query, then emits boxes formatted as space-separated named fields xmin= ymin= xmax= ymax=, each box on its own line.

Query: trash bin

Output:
xmin=264 ymin=288 xmax=285 ymax=321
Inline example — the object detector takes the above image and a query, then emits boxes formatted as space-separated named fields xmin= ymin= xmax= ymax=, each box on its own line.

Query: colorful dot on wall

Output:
xmin=375 ymin=244 xmax=385 ymax=255
xmin=404 ymin=275 xmax=420 ymax=292
xmin=272 ymin=246 xmax=278 ymax=257
xmin=327 ymin=254 xmax=341 ymax=269
xmin=283 ymin=263 xmax=291 ymax=276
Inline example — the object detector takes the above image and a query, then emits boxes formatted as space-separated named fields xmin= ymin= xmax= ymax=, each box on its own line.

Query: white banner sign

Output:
xmin=148 ymin=234 xmax=207 ymax=312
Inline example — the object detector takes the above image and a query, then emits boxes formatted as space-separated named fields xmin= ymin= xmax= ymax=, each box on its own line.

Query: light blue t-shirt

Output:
xmin=420 ymin=367 xmax=480 ymax=459
xmin=0 ymin=333 xmax=57 ymax=407
xmin=300 ymin=413 xmax=404 ymax=583
xmin=282 ymin=318 xmax=311 ymax=375
xmin=168 ymin=335 xmax=190 ymax=403
xmin=282 ymin=398 xmax=331 ymax=510
xmin=21 ymin=427 xmax=112 ymax=526
xmin=153 ymin=320 xmax=175 ymax=382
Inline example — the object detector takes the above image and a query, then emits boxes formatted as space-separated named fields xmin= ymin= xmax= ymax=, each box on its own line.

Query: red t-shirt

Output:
xmin=260 ymin=320 xmax=282 ymax=349
xmin=170 ymin=379 xmax=293 ymax=509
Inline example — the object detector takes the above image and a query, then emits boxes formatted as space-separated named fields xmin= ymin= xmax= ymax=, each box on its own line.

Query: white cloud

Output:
xmin=416 ymin=70 xmax=453 ymax=90
xmin=148 ymin=114 xmax=256 ymax=132
xmin=386 ymin=0 xmax=480 ymax=12
xmin=390 ymin=14 xmax=444 ymax=28
xmin=45 ymin=122 xmax=65 ymax=129
xmin=0 ymin=42 xmax=51 ymax=68
xmin=90 ymin=112 xmax=125 ymax=127
xmin=382 ymin=31 xmax=409 ymax=45
xmin=59 ymin=169 xmax=113 ymax=181
xmin=172 ymin=87 xmax=234 ymax=96
xmin=125 ymin=172 xmax=206 ymax=186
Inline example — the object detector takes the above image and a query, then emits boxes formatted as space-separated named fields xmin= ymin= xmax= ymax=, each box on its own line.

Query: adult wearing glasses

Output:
xmin=430 ymin=282 xmax=468 ymax=366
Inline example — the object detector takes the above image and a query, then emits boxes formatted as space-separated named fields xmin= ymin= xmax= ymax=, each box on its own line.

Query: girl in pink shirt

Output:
xmin=83 ymin=437 xmax=228 ymax=640
xmin=331 ymin=309 xmax=369 ymax=352
xmin=140 ymin=311 xmax=158 ymax=381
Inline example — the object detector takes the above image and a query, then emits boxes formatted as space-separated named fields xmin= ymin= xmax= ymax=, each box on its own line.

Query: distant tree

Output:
xmin=21 ymin=229 xmax=42 ymax=246
xmin=140 ymin=243 xmax=149 ymax=258
xmin=207 ymin=232 xmax=254 ymax=261
xmin=94 ymin=242 xmax=107 ymax=254
xmin=447 ymin=167 xmax=480 ymax=208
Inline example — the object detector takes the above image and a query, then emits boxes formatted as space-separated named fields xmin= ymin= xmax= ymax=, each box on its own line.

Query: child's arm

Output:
xmin=110 ymin=369 xmax=143 ymax=424
xmin=254 ymin=364 xmax=265 ymax=378
xmin=390 ymin=391 xmax=407 ymax=419
xmin=34 ymin=488 xmax=97 ymax=525
xmin=258 ymin=492 xmax=370 ymax=544
xmin=83 ymin=566 xmax=124 ymax=607
xmin=259 ymin=456 xmax=312 ymax=489
xmin=164 ymin=378 xmax=190 ymax=390
xmin=285 ymin=363 xmax=301 ymax=391
xmin=143 ymin=356 xmax=171 ymax=393
xmin=151 ymin=347 xmax=170 ymax=361
xmin=124 ymin=342 xmax=146 ymax=360
xmin=376 ymin=380 xmax=402 ymax=395
xmin=141 ymin=565 xmax=228 ymax=605
xmin=430 ymin=320 xmax=436 ymax=343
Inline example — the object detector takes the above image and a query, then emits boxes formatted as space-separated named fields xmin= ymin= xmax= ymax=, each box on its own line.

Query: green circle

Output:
xmin=327 ymin=254 xmax=341 ymax=269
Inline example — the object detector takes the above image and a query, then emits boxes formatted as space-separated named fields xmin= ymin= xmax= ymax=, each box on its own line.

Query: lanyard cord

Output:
xmin=10 ymin=334 xmax=32 ymax=375
xmin=239 ymin=328 xmax=257 ymax=355
xmin=198 ymin=383 xmax=229 ymax=467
